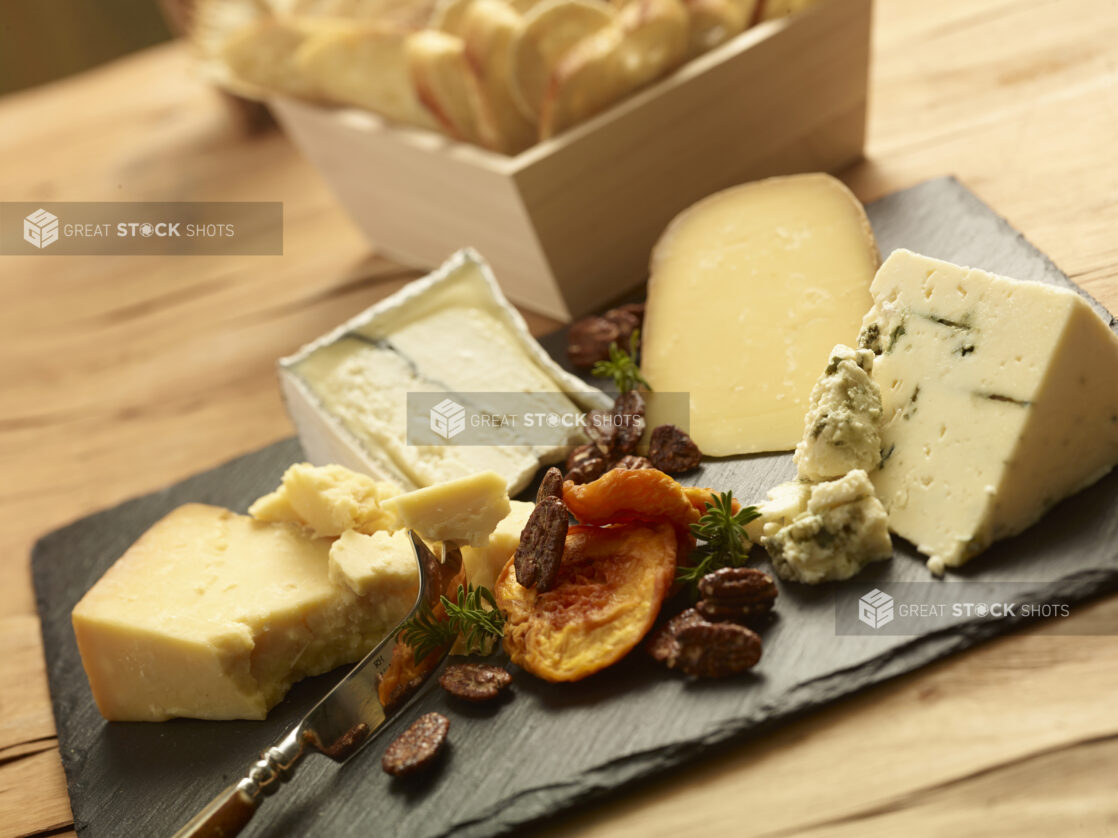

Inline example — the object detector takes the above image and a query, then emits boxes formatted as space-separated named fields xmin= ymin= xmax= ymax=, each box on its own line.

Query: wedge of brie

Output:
xmin=280 ymin=250 xmax=608 ymax=494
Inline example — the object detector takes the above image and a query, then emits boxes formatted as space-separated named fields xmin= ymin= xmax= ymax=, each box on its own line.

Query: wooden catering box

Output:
xmin=271 ymin=0 xmax=871 ymax=321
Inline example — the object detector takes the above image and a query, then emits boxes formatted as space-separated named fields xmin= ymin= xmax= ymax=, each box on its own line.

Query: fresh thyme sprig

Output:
xmin=591 ymin=329 xmax=651 ymax=394
xmin=397 ymin=584 xmax=506 ymax=664
xmin=676 ymin=491 xmax=761 ymax=597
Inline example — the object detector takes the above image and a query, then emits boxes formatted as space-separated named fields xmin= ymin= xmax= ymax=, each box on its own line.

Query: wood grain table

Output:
xmin=2 ymin=1 xmax=1117 ymax=835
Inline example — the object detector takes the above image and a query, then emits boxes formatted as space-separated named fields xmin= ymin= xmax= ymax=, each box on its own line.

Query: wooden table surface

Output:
xmin=2 ymin=1 xmax=1117 ymax=835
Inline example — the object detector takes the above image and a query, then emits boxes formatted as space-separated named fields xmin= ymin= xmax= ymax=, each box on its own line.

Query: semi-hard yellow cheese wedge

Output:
xmin=642 ymin=174 xmax=879 ymax=455
xmin=71 ymin=504 xmax=413 ymax=722
xmin=862 ymin=250 xmax=1118 ymax=574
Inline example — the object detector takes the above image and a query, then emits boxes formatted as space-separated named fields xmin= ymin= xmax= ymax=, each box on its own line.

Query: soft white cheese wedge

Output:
xmin=71 ymin=505 xmax=410 ymax=721
xmin=280 ymin=251 xmax=608 ymax=494
xmin=861 ymin=249 xmax=1118 ymax=574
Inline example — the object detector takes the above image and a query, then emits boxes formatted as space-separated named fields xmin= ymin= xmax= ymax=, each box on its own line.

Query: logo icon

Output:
xmin=23 ymin=208 xmax=59 ymax=249
xmin=429 ymin=398 xmax=466 ymax=440
xmin=858 ymin=588 xmax=894 ymax=629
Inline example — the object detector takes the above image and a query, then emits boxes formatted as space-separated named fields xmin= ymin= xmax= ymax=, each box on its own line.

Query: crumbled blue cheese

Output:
xmin=793 ymin=344 xmax=883 ymax=481
xmin=761 ymin=470 xmax=892 ymax=584
xmin=745 ymin=479 xmax=811 ymax=544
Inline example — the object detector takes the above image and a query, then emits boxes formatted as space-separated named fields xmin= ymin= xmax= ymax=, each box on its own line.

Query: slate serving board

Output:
xmin=33 ymin=177 xmax=1118 ymax=838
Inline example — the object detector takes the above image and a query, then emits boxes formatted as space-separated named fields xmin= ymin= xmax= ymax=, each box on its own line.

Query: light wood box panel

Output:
xmin=271 ymin=0 xmax=871 ymax=321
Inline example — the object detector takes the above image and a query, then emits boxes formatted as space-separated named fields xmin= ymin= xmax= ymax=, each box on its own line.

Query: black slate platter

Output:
xmin=33 ymin=177 xmax=1118 ymax=838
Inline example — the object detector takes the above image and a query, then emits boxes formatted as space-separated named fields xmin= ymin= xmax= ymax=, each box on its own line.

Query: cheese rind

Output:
xmin=71 ymin=504 xmax=410 ymax=721
xmin=861 ymin=249 xmax=1118 ymax=573
xmin=382 ymin=470 xmax=511 ymax=547
xmin=642 ymin=174 xmax=879 ymax=455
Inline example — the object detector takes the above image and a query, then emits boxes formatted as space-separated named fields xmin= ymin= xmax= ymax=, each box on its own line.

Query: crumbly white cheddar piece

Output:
xmin=793 ymin=345 xmax=883 ymax=481
xmin=249 ymin=462 xmax=401 ymax=537
xmin=71 ymin=504 xmax=409 ymax=722
xmin=861 ymin=250 xmax=1118 ymax=574
xmin=460 ymin=499 xmax=533 ymax=592
xmin=382 ymin=470 xmax=511 ymax=547
xmin=642 ymin=173 xmax=879 ymax=455
xmin=761 ymin=470 xmax=892 ymax=584
xmin=328 ymin=529 xmax=420 ymax=604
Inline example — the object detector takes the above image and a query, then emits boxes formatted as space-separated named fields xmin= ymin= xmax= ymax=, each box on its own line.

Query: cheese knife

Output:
xmin=171 ymin=530 xmax=457 ymax=838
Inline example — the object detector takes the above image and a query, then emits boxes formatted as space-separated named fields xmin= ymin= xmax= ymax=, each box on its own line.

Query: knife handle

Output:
xmin=172 ymin=729 xmax=305 ymax=838
xmin=171 ymin=783 xmax=259 ymax=838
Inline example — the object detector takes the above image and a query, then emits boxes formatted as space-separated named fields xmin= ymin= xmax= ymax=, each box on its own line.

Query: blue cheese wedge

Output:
xmin=793 ymin=344 xmax=883 ymax=481
xmin=860 ymin=249 xmax=1118 ymax=574
xmin=280 ymin=250 xmax=609 ymax=494
xmin=760 ymin=470 xmax=892 ymax=584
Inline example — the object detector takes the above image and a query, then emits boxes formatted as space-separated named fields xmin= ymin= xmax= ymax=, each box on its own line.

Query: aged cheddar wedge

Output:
xmin=72 ymin=505 xmax=414 ymax=721
xmin=861 ymin=250 xmax=1118 ymax=574
xmin=642 ymin=174 xmax=879 ymax=455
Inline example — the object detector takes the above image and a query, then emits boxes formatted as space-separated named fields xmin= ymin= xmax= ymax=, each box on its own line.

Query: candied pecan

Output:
xmin=381 ymin=712 xmax=450 ymax=777
xmin=585 ymin=408 xmax=619 ymax=457
xmin=565 ymin=443 xmax=607 ymax=484
xmin=695 ymin=600 xmax=774 ymax=626
xmin=439 ymin=663 xmax=512 ymax=702
xmin=670 ymin=622 xmax=762 ymax=678
xmin=610 ymin=455 xmax=655 ymax=471
xmin=646 ymin=608 xmax=704 ymax=663
xmin=513 ymin=496 xmax=568 ymax=592
xmin=536 ymin=467 xmax=564 ymax=503
xmin=567 ymin=316 xmax=621 ymax=368
xmin=603 ymin=304 xmax=646 ymax=347
xmin=610 ymin=302 xmax=646 ymax=324
xmin=648 ymin=424 xmax=703 ymax=474
xmin=699 ymin=567 xmax=778 ymax=609
xmin=612 ymin=390 xmax=647 ymax=456
xmin=603 ymin=307 xmax=638 ymax=340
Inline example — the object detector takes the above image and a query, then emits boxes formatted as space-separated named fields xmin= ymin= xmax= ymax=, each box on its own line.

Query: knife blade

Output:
xmin=170 ymin=530 xmax=458 ymax=838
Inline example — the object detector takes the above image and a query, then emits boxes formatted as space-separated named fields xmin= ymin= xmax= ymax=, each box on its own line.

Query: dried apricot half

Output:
xmin=683 ymin=486 xmax=742 ymax=517
xmin=563 ymin=468 xmax=700 ymax=535
xmin=495 ymin=522 xmax=677 ymax=682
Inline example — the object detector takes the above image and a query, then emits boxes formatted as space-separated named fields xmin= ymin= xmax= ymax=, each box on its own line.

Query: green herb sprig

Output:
xmin=676 ymin=491 xmax=761 ymax=597
xmin=591 ymin=330 xmax=651 ymax=394
xmin=397 ymin=584 xmax=506 ymax=664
